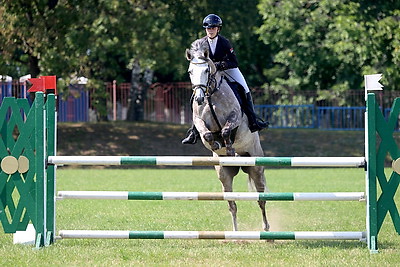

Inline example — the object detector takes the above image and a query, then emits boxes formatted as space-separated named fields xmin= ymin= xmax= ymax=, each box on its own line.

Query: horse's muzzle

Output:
xmin=193 ymin=86 xmax=206 ymax=105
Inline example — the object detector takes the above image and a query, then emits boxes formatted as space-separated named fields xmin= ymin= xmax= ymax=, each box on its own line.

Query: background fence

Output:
xmin=1 ymin=79 xmax=399 ymax=130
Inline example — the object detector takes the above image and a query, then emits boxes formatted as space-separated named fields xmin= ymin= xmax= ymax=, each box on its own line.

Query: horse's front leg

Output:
xmin=203 ymin=131 xmax=222 ymax=151
xmin=193 ymin=117 xmax=222 ymax=151
xmin=221 ymin=112 xmax=239 ymax=156
xmin=221 ymin=128 xmax=234 ymax=156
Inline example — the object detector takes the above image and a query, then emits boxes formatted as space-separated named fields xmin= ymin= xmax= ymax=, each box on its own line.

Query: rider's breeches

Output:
xmin=223 ymin=68 xmax=250 ymax=93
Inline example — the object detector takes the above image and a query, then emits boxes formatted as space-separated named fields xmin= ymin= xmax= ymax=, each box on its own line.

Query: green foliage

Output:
xmin=0 ymin=0 xmax=268 ymax=85
xmin=257 ymin=0 xmax=400 ymax=103
xmin=1 ymin=0 xmax=398 ymax=108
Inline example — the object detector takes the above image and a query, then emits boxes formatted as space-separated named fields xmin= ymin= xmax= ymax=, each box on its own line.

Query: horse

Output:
xmin=185 ymin=39 xmax=270 ymax=232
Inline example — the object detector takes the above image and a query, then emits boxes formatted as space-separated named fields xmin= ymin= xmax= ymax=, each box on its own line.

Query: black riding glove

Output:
xmin=215 ymin=61 xmax=226 ymax=71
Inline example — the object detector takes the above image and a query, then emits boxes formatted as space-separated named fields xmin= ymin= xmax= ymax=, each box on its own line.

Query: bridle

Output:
xmin=189 ymin=57 xmax=218 ymax=101
xmin=189 ymin=56 xmax=225 ymax=131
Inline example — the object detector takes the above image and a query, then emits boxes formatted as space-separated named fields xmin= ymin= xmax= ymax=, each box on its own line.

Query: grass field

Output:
xmin=1 ymin=167 xmax=399 ymax=266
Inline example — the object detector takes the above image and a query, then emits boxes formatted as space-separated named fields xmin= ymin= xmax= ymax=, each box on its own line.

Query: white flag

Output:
xmin=364 ymin=74 xmax=383 ymax=91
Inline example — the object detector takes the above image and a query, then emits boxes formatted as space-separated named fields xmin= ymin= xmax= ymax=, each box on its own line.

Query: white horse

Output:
xmin=185 ymin=39 xmax=270 ymax=232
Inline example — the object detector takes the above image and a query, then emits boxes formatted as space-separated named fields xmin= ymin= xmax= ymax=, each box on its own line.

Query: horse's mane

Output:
xmin=189 ymin=38 xmax=209 ymax=58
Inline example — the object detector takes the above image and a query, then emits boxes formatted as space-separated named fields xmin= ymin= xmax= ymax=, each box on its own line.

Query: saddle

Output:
xmin=205 ymin=78 xmax=244 ymax=147
xmin=224 ymin=78 xmax=245 ymax=107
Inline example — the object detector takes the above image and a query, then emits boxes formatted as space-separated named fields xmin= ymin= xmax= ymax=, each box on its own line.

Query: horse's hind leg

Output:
xmin=215 ymin=165 xmax=240 ymax=231
xmin=258 ymin=200 xmax=269 ymax=232
xmin=228 ymin=202 xmax=238 ymax=231
xmin=243 ymin=166 xmax=270 ymax=231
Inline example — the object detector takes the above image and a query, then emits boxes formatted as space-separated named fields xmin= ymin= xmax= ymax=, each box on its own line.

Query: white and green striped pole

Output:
xmin=57 ymin=191 xmax=366 ymax=201
xmin=48 ymin=156 xmax=365 ymax=167
xmin=58 ymin=230 xmax=366 ymax=240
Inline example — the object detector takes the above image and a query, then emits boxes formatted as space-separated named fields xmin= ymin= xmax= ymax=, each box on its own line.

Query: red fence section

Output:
xmin=105 ymin=82 xmax=130 ymax=121
xmin=144 ymin=82 xmax=192 ymax=124
xmin=93 ymin=81 xmax=193 ymax=123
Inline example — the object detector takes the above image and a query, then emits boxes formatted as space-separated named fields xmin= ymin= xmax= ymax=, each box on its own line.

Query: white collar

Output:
xmin=207 ymin=36 xmax=218 ymax=54
xmin=207 ymin=35 xmax=218 ymax=43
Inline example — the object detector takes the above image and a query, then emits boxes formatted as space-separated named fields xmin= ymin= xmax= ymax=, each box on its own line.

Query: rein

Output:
xmin=207 ymin=94 xmax=223 ymax=131
xmin=207 ymin=76 xmax=224 ymax=131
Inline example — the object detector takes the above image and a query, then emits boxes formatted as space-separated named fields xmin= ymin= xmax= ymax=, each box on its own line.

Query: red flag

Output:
xmin=27 ymin=78 xmax=44 ymax=92
xmin=28 ymin=76 xmax=57 ymax=94
xmin=43 ymin=76 xmax=56 ymax=91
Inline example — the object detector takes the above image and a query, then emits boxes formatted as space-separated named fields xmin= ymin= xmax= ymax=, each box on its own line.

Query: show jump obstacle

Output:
xmin=0 ymin=75 xmax=399 ymax=253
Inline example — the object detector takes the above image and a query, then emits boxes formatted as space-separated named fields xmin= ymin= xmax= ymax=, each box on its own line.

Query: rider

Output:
xmin=182 ymin=14 xmax=268 ymax=144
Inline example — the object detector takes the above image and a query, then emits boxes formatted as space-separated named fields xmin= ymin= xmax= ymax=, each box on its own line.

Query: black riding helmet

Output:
xmin=202 ymin=14 xmax=222 ymax=28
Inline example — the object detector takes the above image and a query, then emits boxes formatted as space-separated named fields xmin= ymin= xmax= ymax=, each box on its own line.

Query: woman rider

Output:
xmin=182 ymin=14 xmax=268 ymax=144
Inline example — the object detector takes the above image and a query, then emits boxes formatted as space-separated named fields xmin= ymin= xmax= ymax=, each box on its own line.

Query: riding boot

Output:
xmin=182 ymin=125 xmax=200 ymax=144
xmin=242 ymin=92 xmax=269 ymax=132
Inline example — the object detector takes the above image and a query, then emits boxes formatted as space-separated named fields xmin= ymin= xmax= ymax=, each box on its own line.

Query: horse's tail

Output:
xmin=247 ymin=178 xmax=257 ymax=192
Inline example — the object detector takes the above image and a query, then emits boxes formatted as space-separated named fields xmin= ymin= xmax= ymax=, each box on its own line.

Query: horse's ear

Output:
xmin=185 ymin=49 xmax=192 ymax=61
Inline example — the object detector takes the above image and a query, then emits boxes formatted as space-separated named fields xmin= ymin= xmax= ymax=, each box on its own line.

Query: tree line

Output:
xmin=0 ymin=0 xmax=399 ymax=116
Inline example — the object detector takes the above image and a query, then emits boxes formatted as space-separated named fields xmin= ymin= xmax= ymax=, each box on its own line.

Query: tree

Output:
xmin=257 ymin=0 xmax=400 ymax=104
xmin=205 ymin=0 xmax=272 ymax=87
xmin=0 ymin=0 xmax=70 ymax=77
xmin=0 ymin=0 xmax=271 ymax=118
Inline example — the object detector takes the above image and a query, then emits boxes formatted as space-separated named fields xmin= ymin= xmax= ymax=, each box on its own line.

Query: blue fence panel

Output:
xmin=19 ymin=84 xmax=32 ymax=102
xmin=384 ymin=107 xmax=400 ymax=131
xmin=57 ymin=87 xmax=89 ymax=122
xmin=0 ymin=81 xmax=13 ymax=99
xmin=257 ymin=105 xmax=315 ymax=128
xmin=316 ymin=107 xmax=366 ymax=130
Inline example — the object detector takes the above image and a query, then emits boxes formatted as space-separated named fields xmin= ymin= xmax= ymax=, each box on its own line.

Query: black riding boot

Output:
xmin=182 ymin=125 xmax=200 ymax=144
xmin=242 ymin=92 xmax=269 ymax=132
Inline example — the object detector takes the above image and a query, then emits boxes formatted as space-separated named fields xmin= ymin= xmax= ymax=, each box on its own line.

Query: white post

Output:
xmin=113 ymin=80 xmax=117 ymax=121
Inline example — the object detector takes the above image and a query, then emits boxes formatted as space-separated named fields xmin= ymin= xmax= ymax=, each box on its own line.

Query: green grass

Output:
xmin=1 ymin=168 xmax=400 ymax=266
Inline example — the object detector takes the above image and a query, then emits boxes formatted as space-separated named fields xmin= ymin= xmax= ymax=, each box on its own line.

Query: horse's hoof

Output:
xmin=203 ymin=132 xmax=214 ymax=143
xmin=226 ymin=148 xmax=235 ymax=156
xmin=211 ymin=141 xmax=222 ymax=150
